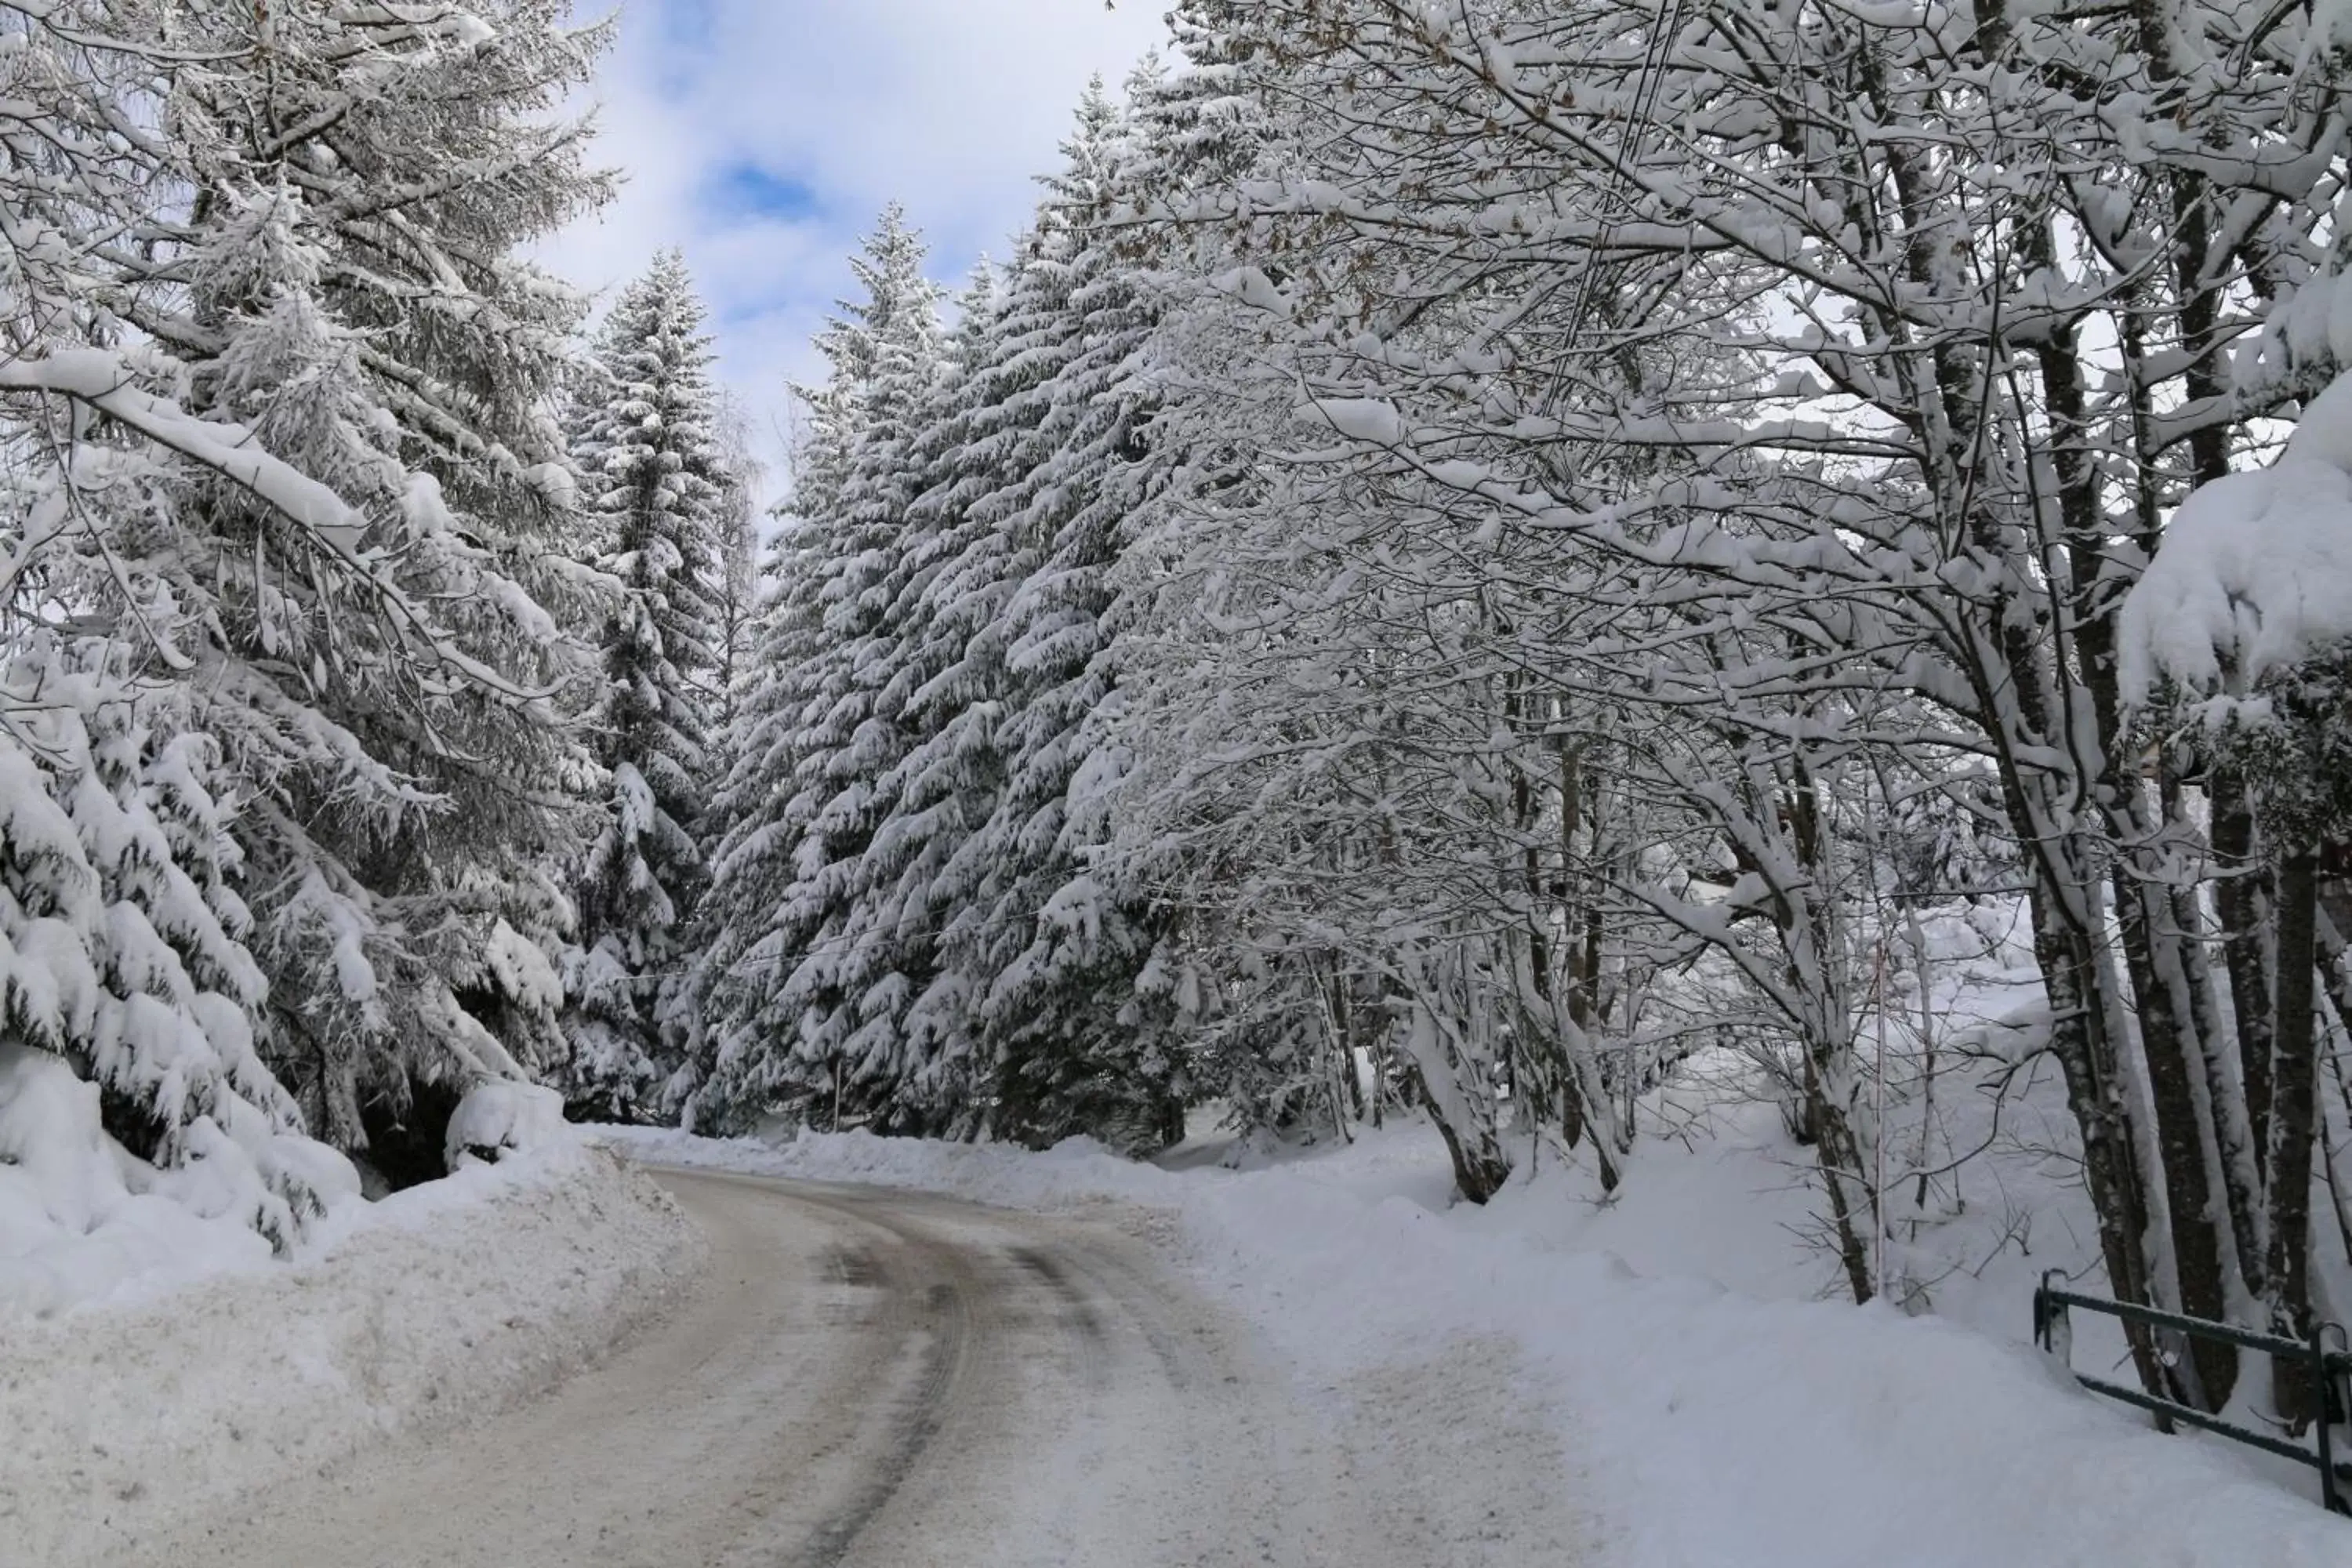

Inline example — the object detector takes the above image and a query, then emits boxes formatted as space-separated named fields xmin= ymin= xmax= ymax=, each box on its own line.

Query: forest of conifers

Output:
xmin=9 ymin=0 xmax=2352 ymax=1421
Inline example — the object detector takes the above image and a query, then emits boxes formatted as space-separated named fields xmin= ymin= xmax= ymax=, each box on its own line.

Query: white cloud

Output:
xmin=536 ymin=0 xmax=1173 ymax=488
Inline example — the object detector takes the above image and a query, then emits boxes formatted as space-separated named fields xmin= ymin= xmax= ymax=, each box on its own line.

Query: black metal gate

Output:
xmin=2033 ymin=1270 xmax=2352 ymax=1515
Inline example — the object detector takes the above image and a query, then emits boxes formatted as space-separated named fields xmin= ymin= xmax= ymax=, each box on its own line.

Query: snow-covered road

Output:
xmin=151 ymin=1166 xmax=1581 ymax=1567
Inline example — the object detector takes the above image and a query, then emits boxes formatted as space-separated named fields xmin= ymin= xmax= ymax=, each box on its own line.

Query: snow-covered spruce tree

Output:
xmin=557 ymin=252 xmax=726 ymax=1123
xmin=180 ymin=2 xmax=615 ymax=1174
xmin=743 ymin=78 xmax=1258 ymax=1152
xmin=770 ymin=87 xmax=1200 ymax=1151
xmin=0 ymin=641 xmax=361 ymax=1251
xmin=683 ymin=207 xmax=946 ymax=1132
xmin=937 ymin=84 xmax=1197 ymax=1153
xmin=0 ymin=2 xmax=618 ymax=1181
xmin=764 ymin=261 xmax=1015 ymax=1136
xmin=758 ymin=277 xmax=996 ymax=1136
xmin=0 ymin=6 xmax=361 ymax=1237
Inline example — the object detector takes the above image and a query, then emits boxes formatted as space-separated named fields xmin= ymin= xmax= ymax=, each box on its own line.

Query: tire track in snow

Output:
xmin=129 ymin=1167 xmax=1591 ymax=1568
xmin=779 ymin=1191 xmax=975 ymax=1568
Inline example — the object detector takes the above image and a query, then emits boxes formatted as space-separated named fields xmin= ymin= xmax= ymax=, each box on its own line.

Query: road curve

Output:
xmin=145 ymin=1167 xmax=1573 ymax=1567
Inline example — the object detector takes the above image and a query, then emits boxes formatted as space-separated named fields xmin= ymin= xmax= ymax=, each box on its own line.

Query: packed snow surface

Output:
xmin=5 ymin=1141 xmax=700 ymax=1567
xmin=140 ymin=1167 xmax=1588 ymax=1567
xmin=607 ymin=1122 xmax=2352 ymax=1568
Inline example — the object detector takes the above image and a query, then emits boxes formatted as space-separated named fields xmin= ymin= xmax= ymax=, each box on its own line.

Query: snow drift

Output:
xmin=445 ymin=1078 xmax=570 ymax=1171
xmin=0 ymin=1042 xmax=365 ymax=1316
xmin=6 ymin=1142 xmax=702 ymax=1568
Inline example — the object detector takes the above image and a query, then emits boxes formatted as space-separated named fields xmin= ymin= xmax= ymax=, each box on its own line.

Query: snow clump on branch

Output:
xmin=2119 ymin=368 xmax=2352 ymax=707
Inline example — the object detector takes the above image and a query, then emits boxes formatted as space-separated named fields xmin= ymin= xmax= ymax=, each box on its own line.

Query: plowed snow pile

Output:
xmin=2 ymin=1143 xmax=702 ymax=1568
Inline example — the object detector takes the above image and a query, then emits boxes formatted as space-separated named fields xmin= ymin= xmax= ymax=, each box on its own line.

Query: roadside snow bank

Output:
xmin=0 ymin=1043 xmax=362 ymax=1316
xmin=602 ymin=1122 xmax=1172 ymax=1208
xmin=7 ymin=1142 xmax=703 ymax=1568
xmin=605 ymin=1124 xmax=2349 ymax=1568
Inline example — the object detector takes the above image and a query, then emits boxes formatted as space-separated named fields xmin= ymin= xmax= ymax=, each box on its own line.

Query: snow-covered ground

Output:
xmin=7 ymin=1141 xmax=702 ymax=1568
xmin=138 ymin=1167 xmax=1591 ymax=1568
xmin=606 ymin=1119 xmax=2352 ymax=1568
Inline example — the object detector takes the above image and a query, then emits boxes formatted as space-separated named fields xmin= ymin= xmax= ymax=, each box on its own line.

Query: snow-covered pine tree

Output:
xmin=684 ymin=207 xmax=946 ymax=1131
xmin=0 ymin=640 xmax=361 ymax=1251
xmin=710 ymin=394 xmax=768 ymax=733
xmin=557 ymin=251 xmax=727 ymax=1122
xmin=757 ymin=227 xmax=956 ymax=1132
xmin=0 ymin=13 xmax=358 ymax=1241
xmin=933 ymin=83 xmax=1195 ymax=1152
xmin=174 ymin=2 xmax=615 ymax=1174
xmin=795 ymin=261 xmax=1018 ymax=1134
xmin=0 ymin=2 xmax=619 ymax=1181
xmin=708 ymin=81 xmax=1245 ymax=1151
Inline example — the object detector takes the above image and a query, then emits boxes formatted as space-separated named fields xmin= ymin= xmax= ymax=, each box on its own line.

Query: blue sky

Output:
xmin=539 ymin=0 xmax=1172 ymax=488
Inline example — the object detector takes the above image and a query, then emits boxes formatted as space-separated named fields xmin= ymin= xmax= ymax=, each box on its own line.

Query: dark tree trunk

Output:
xmin=2201 ymin=768 xmax=2275 ymax=1304
xmin=2268 ymin=851 xmax=2324 ymax=1428
xmin=2214 ymin=768 xmax=2277 ymax=1171
xmin=2114 ymin=866 xmax=2239 ymax=1408
xmin=1428 ymin=1112 xmax=1514 ymax=1205
xmin=1802 ymin=1043 xmax=1877 ymax=1306
xmin=2027 ymin=878 xmax=2173 ymax=1401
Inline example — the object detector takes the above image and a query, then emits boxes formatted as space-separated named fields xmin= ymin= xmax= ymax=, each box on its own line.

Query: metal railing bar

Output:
xmin=2042 ymin=1286 xmax=2352 ymax=1367
xmin=2070 ymin=1374 xmax=2352 ymax=1475
xmin=2038 ymin=1272 xmax=2352 ymax=1515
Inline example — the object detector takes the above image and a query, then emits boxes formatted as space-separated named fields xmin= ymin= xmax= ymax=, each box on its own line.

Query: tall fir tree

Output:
xmin=0 ymin=1 xmax=615 ymax=1197
xmin=167 ymin=1 xmax=614 ymax=1171
xmin=559 ymin=252 xmax=726 ymax=1121
xmin=677 ymin=79 xmax=1267 ymax=1147
xmin=681 ymin=206 xmax=946 ymax=1130
xmin=834 ymin=82 xmax=1198 ymax=1149
xmin=945 ymin=82 xmax=1194 ymax=1151
xmin=804 ymin=260 xmax=1018 ymax=1133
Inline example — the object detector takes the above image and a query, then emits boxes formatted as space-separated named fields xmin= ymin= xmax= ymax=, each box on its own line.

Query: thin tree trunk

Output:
xmin=2267 ymin=850 xmax=2323 ymax=1428
xmin=1906 ymin=896 xmax=1940 ymax=1210
xmin=2321 ymin=1077 xmax=2352 ymax=1302
xmin=2311 ymin=903 xmax=2352 ymax=1278
xmin=2183 ymin=776 xmax=2272 ymax=1300
xmin=2114 ymin=865 xmax=2239 ymax=1407
xmin=2214 ymin=768 xmax=2277 ymax=1173
xmin=2174 ymin=871 xmax=2266 ymax=1306
xmin=2025 ymin=870 xmax=2173 ymax=1400
xmin=1804 ymin=1041 xmax=1878 ymax=1305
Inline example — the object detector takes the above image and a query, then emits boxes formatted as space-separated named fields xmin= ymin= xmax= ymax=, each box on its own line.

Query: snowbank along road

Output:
xmin=151 ymin=1165 xmax=1588 ymax=1566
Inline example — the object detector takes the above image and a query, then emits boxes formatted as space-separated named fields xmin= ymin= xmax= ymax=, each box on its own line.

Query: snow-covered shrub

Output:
xmin=445 ymin=1081 xmax=574 ymax=1174
xmin=0 ymin=1038 xmax=359 ymax=1312
xmin=0 ymin=654 xmax=358 ymax=1255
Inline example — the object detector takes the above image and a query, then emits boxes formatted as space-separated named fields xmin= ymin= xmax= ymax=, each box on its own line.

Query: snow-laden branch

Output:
xmin=2120 ymin=370 xmax=2352 ymax=703
xmin=0 ymin=1 xmax=254 ymax=62
xmin=0 ymin=349 xmax=371 ymax=557
xmin=0 ymin=348 xmax=562 ymax=705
